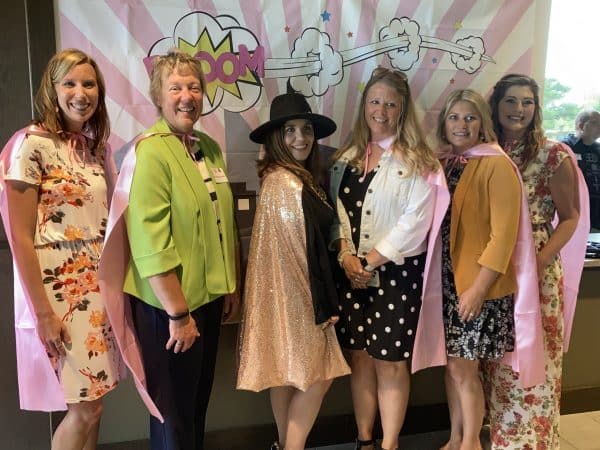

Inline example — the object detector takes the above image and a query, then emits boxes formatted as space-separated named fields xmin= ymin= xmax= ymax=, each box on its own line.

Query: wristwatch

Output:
xmin=360 ymin=257 xmax=376 ymax=272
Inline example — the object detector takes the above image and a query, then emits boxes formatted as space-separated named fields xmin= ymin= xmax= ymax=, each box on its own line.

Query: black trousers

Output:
xmin=131 ymin=296 xmax=224 ymax=450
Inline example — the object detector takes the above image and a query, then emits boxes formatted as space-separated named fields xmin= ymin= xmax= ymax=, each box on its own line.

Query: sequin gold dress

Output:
xmin=237 ymin=167 xmax=350 ymax=392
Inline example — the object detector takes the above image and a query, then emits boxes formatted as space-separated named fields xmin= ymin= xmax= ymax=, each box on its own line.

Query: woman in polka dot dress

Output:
xmin=436 ymin=89 xmax=524 ymax=450
xmin=329 ymin=67 xmax=440 ymax=450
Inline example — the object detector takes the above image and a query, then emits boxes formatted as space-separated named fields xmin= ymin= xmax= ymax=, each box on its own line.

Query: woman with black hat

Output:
xmin=237 ymin=92 xmax=350 ymax=450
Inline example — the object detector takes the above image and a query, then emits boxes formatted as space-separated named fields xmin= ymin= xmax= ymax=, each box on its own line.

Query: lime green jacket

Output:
xmin=123 ymin=118 xmax=236 ymax=311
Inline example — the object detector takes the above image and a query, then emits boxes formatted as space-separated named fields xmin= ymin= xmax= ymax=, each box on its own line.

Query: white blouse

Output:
xmin=329 ymin=145 xmax=434 ymax=264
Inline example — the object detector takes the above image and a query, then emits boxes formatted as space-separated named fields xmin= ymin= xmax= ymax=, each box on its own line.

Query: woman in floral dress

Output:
xmin=435 ymin=89 xmax=527 ymax=450
xmin=484 ymin=73 xmax=586 ymax=449
xmin=0 ymin=49 xmax=120 ymax=449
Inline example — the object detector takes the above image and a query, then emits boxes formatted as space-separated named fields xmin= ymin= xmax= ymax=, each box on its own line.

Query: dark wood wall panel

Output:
xmin=1 ymin=1 xmax=33 ymax=145
xmin=0 ymin=1 xmax=56 ymax=449
xmin=26 ymin=0 xmax=56 ymax=102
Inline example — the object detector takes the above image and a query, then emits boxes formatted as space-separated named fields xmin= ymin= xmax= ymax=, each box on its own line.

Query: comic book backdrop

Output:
xmin=57 ymin=0 xmax=550 ymax=189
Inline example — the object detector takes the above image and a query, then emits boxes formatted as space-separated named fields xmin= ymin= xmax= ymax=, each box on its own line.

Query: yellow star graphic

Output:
xmin=454 ymin=20 xmax=463 ymax=30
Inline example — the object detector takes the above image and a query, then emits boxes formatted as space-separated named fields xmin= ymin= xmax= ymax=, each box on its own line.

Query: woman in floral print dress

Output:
xmin=484 ymin=74 xmax=584 ymax=449
xmin=0 ymin=49 xmax=120 ymax=449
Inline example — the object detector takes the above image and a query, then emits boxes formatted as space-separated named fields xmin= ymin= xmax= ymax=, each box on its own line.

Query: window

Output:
xmin=544 ymin=0 xmax=600 ymax=140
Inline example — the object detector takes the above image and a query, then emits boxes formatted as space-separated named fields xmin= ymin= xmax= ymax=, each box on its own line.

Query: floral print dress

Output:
xmin=483 ymin=141 xmax=569 ymax=450
xmin=6 ymin=134 xmax=119 ymax=403
xmin=442 ymin=162 xmax=514 ymax=361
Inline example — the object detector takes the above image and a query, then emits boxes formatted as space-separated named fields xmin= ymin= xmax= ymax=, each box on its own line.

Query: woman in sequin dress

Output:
xmin=237 ymin=92 xmax=350 ymax=450
xmin=330 ymin=68 xmax=440 ymax=450
xmin=0 ymin=49 xmax=120 ymax=449
xmin=436 ymin=89 xmax=523 ymax=450
xmin=483 ymin=74 xmax=584 ymax=450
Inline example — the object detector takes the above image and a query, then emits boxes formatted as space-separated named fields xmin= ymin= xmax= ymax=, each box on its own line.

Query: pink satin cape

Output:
xmin=97 ymin=136 xmax=163 ymax=421
xmin=554 ymin=143 xmax=589 ymax=351
xmin=412 ymin=143 xmax=546 ymax=388
xmin=410 ymin=167 xmax=450 ymax=376
xmin=0 ymin=126 xmax=68 ymax=411
xmin=0 ymin=126 xmax=160 ymax=418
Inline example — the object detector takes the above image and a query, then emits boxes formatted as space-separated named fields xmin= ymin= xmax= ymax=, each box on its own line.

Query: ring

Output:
xmin=175 ymin=341 xmax=183 ymax=346
xmin=469 ymin=313 xmax=474 ymax=318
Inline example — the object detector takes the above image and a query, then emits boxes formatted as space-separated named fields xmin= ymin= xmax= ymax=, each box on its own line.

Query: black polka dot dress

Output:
xmin=335 ymin=165 xmax=425 ymax=361
xmin=441 ymin=162 xmax=515 ymax=360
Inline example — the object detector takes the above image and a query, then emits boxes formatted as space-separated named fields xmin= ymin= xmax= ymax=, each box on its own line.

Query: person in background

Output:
xmin=484 ymin=73 xmax=588 ymax=450
xmin=562 ymin=109 xmax=600 ymax=230
xmin=436 ymin=89 xmax=526 ymax=450
xmin=0 ymin=48 xmax=121 ymax=449
xmin=237 ymin=92 xmax=350 ymax=450
xmin=330 ymin=67 xmax=439 ymax=450
xmin=110 ymin=49 xmax=239 ymax=450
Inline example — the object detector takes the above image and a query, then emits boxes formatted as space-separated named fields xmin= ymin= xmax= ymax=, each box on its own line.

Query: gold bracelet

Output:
xmin=337 ymin=248 xmax=354 ymax=267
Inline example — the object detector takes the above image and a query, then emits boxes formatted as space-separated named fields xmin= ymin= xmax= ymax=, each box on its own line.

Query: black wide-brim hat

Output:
xmin=249 ymin=92 xmax=337 ymax=144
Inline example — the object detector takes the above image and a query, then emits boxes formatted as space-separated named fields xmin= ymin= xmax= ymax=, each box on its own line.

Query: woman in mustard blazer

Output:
xmin=436 ymin=89 xmax=521 ymax=450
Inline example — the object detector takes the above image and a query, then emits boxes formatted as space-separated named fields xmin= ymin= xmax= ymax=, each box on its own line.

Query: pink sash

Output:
xmin=421 ymin=143 xmax=545 ymax=387
xmin=554 ymin=143 xmax=590 ymax=351
xmin=97 ymin=136 xmax=163 ymax=421
xmin=411 ymin=168 xmax=451 ymax=373
xmin=0 ymin=126 xmax=69 ymax=411
xmin=469 ymin=144 xmax=545 ymax=387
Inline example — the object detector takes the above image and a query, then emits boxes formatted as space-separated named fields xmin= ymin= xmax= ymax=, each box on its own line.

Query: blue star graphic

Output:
xmin=321 ymin=10 xmax=331 ymax=22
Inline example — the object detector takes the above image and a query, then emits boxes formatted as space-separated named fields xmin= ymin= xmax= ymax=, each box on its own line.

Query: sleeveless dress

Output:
xmin=483 ymin=142 xmax=570 ymax=449
xmin=6 ymin=134 xmax=120 ymax=403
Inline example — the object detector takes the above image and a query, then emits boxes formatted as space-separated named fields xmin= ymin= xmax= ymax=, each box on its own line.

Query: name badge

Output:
xmin=211 ymin=167 xmax=229 ymax=183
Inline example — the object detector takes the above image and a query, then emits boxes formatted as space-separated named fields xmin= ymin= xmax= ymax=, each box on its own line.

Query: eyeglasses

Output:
xmin=370 ymin=66 xmax=408 ymax=82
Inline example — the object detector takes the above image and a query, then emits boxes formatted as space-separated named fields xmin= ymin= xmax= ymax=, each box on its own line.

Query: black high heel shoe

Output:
xmin=355 ymin=438 xmax=376 ymax=449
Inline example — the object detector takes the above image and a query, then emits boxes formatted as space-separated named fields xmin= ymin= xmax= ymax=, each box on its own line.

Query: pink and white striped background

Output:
xmin=56 ymin=0 xmax=549 ymax=182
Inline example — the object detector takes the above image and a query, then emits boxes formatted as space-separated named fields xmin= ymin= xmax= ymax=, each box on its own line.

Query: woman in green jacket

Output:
xmin=123 ymin=50 xmax=238 ymax=450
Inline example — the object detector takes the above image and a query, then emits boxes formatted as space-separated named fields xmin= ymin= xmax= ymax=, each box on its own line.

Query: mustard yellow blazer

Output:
xmin=451 ymin=156 xmax=521 ymax=299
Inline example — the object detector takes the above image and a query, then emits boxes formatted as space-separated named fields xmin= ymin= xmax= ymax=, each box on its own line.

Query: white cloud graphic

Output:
xmin=288 ymin=28 xmax=343 ymax=96
xmin=380 ymin=17 xmax=422 ymax=71
xmin=450 ymin=36 xmax=485 ymax=74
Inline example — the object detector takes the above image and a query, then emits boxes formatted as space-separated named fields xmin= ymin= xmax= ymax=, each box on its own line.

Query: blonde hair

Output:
xmin=334 ymin=67 xmax=439 ymax=176
xmin=437 ymin=89 xmax=497 ymax=148
xmin=148 ymin=49 xmax=206 ymax=113
xmin=34 ymin=48 xmax=109 ymax=161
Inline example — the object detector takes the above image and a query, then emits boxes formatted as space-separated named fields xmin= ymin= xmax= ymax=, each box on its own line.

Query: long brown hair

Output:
xmin=257 ymin=124 xmax=327 ymax=202
xmin=34 ymin=48 xmax=110 ymax=162
xmin=489 ymin=73 xmax=545 ymax=169
xmin=334 ymin=67 xmax=439 ymax=175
